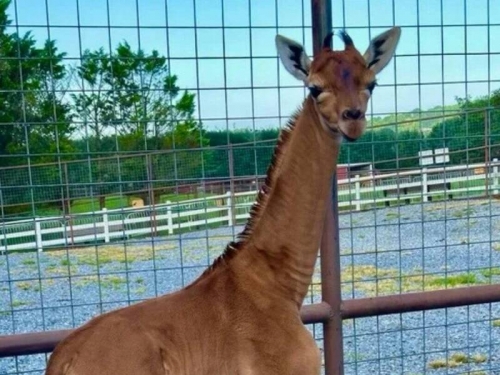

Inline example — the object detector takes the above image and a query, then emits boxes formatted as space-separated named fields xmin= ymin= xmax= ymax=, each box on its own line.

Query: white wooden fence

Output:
xmin=1 ymin=160 xmax=499 ymax=253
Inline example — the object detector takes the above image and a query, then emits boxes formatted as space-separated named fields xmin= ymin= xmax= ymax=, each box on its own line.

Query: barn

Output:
xmin=336 ymin=162 xmax=373 ymax=181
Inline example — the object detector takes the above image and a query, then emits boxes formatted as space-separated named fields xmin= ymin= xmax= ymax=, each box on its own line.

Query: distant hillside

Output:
xmin=370 ymin=104 xmax=461 ymax=133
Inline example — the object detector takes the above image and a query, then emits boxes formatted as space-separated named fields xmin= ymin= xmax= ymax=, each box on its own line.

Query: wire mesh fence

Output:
xmin=1 ymin=0 xmax=500 ymax=374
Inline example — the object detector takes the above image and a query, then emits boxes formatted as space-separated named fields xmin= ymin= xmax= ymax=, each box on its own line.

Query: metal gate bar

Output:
xmin=3 ymin=282 xmax=500 ymax=358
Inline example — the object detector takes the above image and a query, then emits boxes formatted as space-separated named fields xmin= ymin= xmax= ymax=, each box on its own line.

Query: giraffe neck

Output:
xmin=241 ymin=97 xmax=340 ymax=307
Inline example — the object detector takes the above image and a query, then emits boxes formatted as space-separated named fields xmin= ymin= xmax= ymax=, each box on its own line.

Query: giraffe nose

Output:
xmin=342 ymin=109 xmax=363 ymax=120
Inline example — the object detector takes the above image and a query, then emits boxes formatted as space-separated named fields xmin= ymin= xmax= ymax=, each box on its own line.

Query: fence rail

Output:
xmin=2 ymin=160 xmax=499 ymax=253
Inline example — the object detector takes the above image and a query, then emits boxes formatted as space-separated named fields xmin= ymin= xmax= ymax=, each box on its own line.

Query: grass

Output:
xmin=73 ymin=275 xmax=126 ymax=289
xmin=15 ymin=281 xmax=40 ymax=292
xmin=480 ymin=267 xmax=500 ymax=279
xmin=385 ymin=211 xmax=400 ymax=219
xmin=47 ymin=243 xmax=176 ymax=268
xmin=60 ymin=259 xmax=70 ymax=267
xmin=471 ymin=354 xmax=487 ymax=364
xmin=326 ymin=266 xmax=481 ymax=297
xmin=336 ymin=181 xmax=491 ymax=211
xmin=101 ymin=275 xmax=126 ymax=289
xmin=17 ymin=192 xmax=216 ymax=218
xmin=428 ymin=352 xmax=488 ymax=370
xmin=11 ymin=300 xmax=28 ymax=308
xmin=73 ymin=275 xmax=99 ymax=287
xmin=42 ymin=279 xmax=55 ymax=287
xmin=428 ymin=358 xmax=458 ymax=369
xmin=45 ymin=263 xmax=78 ymax=276
xmin=159 ymin=192 xmax=216 ymax=203
xmin=428 ymin=273 xmax=477 ymax=288
xmin=451 ymin=207 xmax=474 ymax=219
xmin=132 ymin=286 xmax=147 ymax=295
xmin=21 ymin=259 xmax=37 ymax=267
xmin=450 ymin=352 xmax=469 ymax=364
xmin=341 ymin=265 xmax=399 ymax=283
xmin=70 ymin=195 xmax=131 ymax=214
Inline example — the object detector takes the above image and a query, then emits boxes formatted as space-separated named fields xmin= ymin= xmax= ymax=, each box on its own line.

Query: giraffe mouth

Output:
xmin=322 ymin=121 xmax=358 ymax=142
xmin=337 ymin=119 xmax=366 ymax=142
xmin=316 ymin=109 xmax=362 ymax=142
xmin=340 ymin=130 xmax=356 ymax=142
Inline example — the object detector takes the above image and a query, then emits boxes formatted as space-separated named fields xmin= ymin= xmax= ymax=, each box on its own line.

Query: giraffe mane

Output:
xmin=195 ymin=105 xmax=303 ymax=279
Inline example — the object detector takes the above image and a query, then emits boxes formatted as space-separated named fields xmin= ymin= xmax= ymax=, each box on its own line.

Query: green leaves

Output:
xmin=0 ymin=0 xmax=73 ymax=166
xmin=71 ymin=41 xmax=203 ymax=152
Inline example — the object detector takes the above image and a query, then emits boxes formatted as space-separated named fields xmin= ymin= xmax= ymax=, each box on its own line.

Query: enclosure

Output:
xmin=1 ymin=0 xmax=500 ymax=374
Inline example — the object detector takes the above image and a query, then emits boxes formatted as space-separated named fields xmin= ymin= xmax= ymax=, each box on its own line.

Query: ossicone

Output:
xmin=322 ymin=31 xmax=334 ymax=49
xmin=339 ymin=30 xmax=354 ymax=50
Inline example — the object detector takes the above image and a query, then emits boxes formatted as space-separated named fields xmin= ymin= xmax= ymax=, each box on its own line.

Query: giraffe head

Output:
xmin=276 ymin=27 xmax=401 ymax=142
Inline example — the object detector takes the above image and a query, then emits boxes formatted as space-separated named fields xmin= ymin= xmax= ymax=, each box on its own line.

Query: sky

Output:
xmin=6 ymin=0 xmax=500 ymax=131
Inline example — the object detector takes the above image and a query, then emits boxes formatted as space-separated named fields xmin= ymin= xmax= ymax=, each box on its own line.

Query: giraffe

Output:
xmin=45 ymin=27 xmax=400 ymax=375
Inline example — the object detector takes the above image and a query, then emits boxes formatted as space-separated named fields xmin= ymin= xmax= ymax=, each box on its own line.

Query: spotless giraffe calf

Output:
xmin=45 ymin=27 xmax=401 ymax=375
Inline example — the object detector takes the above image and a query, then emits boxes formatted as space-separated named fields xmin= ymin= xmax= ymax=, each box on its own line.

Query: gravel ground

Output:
xmin=1 ymin=198 xmax=500 ymax=374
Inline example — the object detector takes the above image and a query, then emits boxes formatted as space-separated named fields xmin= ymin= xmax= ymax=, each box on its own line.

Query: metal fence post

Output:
xmin=35 ymin=218 xmax=43 ymax=252
xmin=102 ymin=208 xmax=110 ymax=243
xmin=320 ymin=174 xmax=344 ymax=375
xmin=493 ymin=158 xmax=499 ymax=195
xmin=422 ymin=167 xmax=428 ymax=202
xmin=355 ymin=175 xmax=361 ymax=211
xmin=311 ymin=0 xmax=342 ymax=374
xmin=166 ymin=201 xmax=174 ymax=235
xmin=226 ymin=191 xmax=233 ymax=226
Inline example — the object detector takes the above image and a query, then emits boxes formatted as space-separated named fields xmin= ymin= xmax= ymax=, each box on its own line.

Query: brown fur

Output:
xmin=308 ymin=46 xmax=376 ymax=140
xmin=44 ymin=29 xmax=398 ymax=374
xmin=196 ymin=109 xmax=300 ymax=281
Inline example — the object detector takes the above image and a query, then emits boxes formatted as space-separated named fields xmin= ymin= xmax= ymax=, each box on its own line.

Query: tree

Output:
xmin=394 ymin=130 xmax=424 ymax=169
xmin=0 ymin=0 xmax=74 ymax=215
xmin=71 ymin=43 xmax=202 ymax=150
xmin=70 ymin=43 xmax=205 ymax=206
xmin=0 ymin=0 xmax=73 ymax=166
xmin=426 ymin=89 xmax=500 ymax=165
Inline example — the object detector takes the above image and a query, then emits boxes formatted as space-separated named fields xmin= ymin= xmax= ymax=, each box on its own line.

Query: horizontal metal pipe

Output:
xmin=0 ymin=329 xmax=72 ymax=358
xmin=3 ymin=284 xmax=500 ymax=358
xmin=0 ymin=302 xmax=332 ymax=358
xmin=302 ymin=301 xmax=333 ymax=324
xmin=341 ymin=284 xmax=500 ymax=319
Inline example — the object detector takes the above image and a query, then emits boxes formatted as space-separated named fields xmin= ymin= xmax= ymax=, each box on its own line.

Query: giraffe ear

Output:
xmin=363 ymin=27 xmax=401 ymax=74
xmin=275 ymin=35 xmax=311 ymax=82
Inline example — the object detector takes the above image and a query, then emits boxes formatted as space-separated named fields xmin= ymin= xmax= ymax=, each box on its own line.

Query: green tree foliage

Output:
xmin=71 ymin=43 xmax=203 ymax=152
xmin=426 ymin=89 xmax=500 ymax=164
xmin=0 ymin=0 xmax=74 ymax=213
xmin=0 ymin=0 xmax=73 ymax=166
xmin=202 ymin=129 xmax=278 ymax=178
xmin=1 ymin=0 xmax=498 ymax=215
xmin=70 ymin=43 xmax=207 ymax=206
xmin=337 ymin=128 xmax=424 ymax=170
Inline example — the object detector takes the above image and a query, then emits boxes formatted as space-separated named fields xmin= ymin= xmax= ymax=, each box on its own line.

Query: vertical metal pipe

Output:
xmin=484 ymin=109 xmax=490 ymax=196
xmin=320 ymin=177 xmax=344 ymax=375
xmin=311 ymin=0 xmax=332 ymax=56
xmin=228 ymin=143 xmax=236 ymax=225
xmin=310 ymin=1 xmax=342 ymax=374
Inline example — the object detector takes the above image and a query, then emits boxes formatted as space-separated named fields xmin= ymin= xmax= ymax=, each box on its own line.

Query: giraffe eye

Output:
xmin=308 ymin=85 xmax=323 ymax=99
xmin=367 ymin=81 xmax=377 ymax=94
